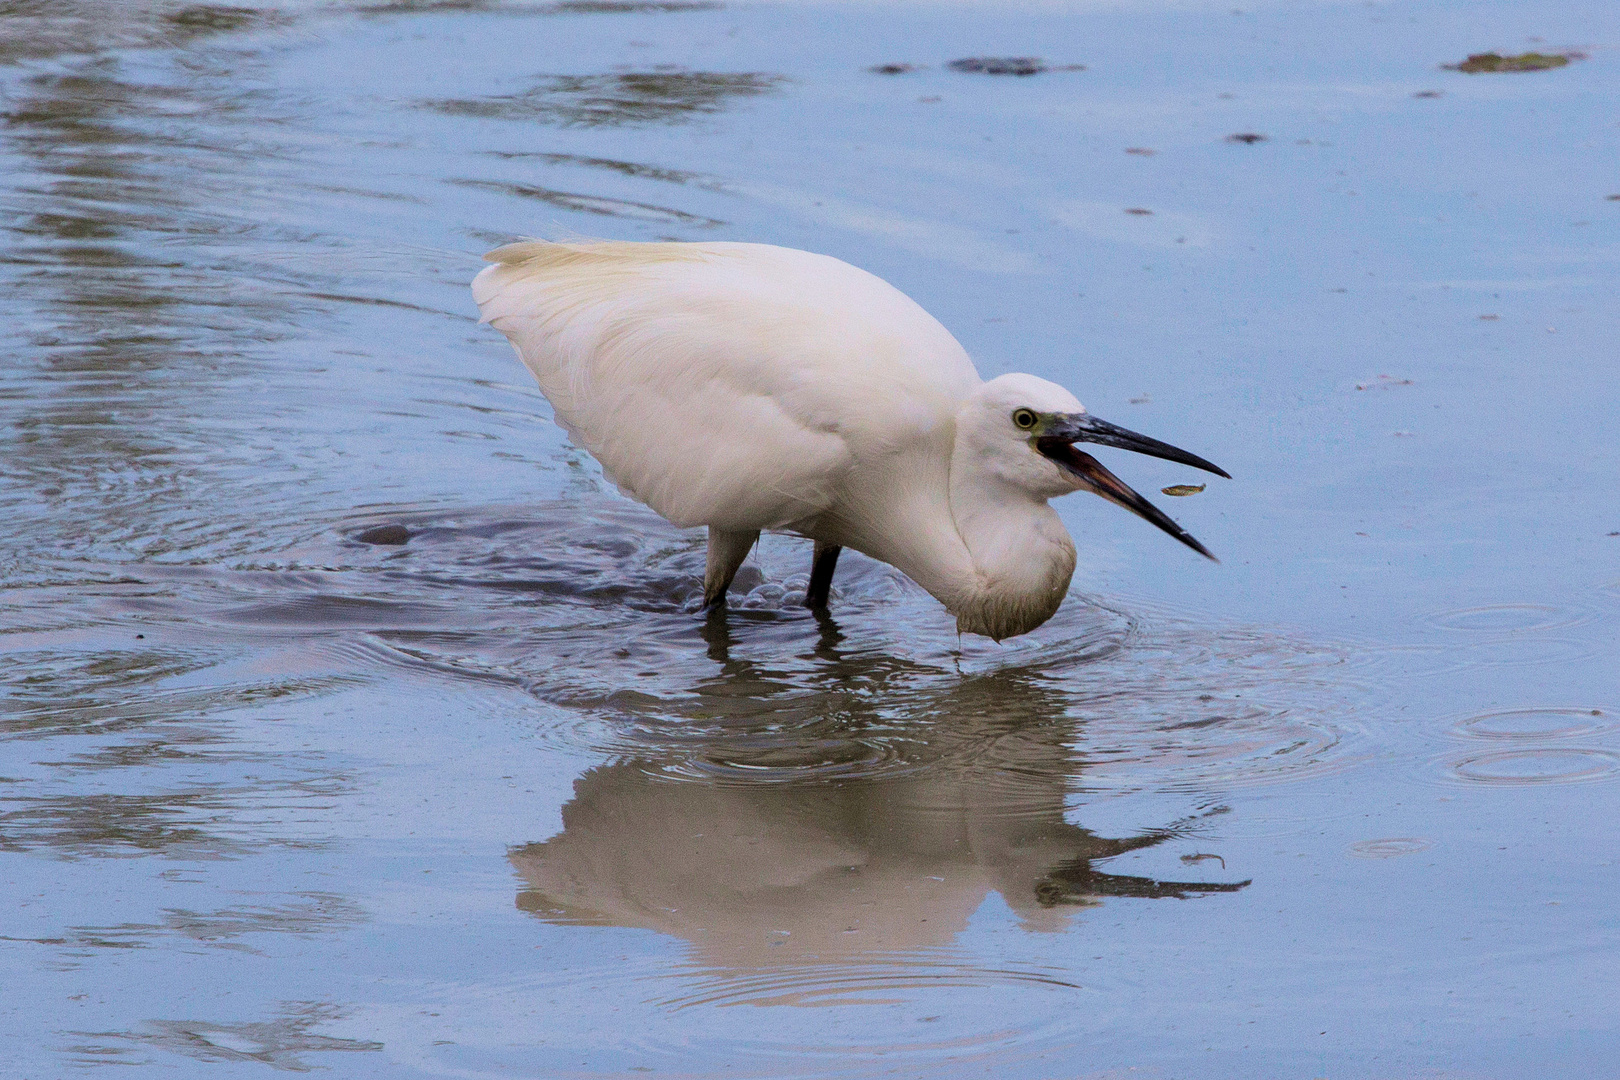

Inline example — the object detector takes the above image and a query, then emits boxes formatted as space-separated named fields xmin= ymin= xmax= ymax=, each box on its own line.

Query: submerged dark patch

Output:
xmin=1446 ymin=51 xmax=1579 ymax=73
xmin=946 ymin=57 xmax=1086 ymax=76
xmin=423 ymin=70 xmax=785 ymax=127
xmin=355 ymin=524 xmax=410 ymax=545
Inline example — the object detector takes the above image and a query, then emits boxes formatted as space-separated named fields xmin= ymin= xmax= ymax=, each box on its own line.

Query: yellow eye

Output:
xmin=1012 ymin=408 xmax=1038 ymax=431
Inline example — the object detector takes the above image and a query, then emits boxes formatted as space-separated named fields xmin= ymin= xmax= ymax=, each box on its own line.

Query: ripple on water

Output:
xmin=1443 ymin=748 xmax=1620 ymax=786
xmin=1348 ymin=837 xmax=1433 ymax=858
xmin=457 ymin=501 xmax=1293 ymax=1053
xmin=652 ymin=955 xmax=1083 ymax=1010
xmin=362 ymin=955 xmax=1092 ymax=1079
xmin=650 ymin=735 xmax=919 ymax=786
xmin=1392 ymin=636 xmax=1595 ymax=677
xmin=1426 ymin=603 xmax=1582 ymax=634
xmin=65 ymin=505 xmax=1321 ymax=1070
xmin=383 ymin=504 xmax=1357 ymax=794
xmin=1402 ymin=602 xmax=1604 ymax=677
xmin=1452 ymin=707 xmax=1615 ymax=741
xmin=127 ymin=501 xmax=1363 ymax=797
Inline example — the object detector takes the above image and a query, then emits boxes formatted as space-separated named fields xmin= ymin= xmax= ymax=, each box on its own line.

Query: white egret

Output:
xmin=472 ymin=239 xmax=1227 ymax=640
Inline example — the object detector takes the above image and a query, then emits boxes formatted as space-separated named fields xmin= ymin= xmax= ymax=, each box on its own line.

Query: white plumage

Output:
xmin=473 ymin=239 xmax=1226 ymax=639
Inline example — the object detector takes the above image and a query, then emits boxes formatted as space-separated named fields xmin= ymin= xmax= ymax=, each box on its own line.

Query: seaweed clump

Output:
xmin=1446 ymin=52 xmax=1579 ymax=73
xmin=949 ymin=56 xmax=1046 ymax=75
xmin=948 ymin=57 xmax=1090 ymax=75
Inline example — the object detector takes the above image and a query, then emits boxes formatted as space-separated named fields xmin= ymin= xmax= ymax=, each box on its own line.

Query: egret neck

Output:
xmin=944 ymin=445 xmax=1079 ymax=642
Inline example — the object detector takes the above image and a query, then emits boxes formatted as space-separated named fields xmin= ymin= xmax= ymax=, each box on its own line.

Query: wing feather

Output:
xmin=472 ymin=240 xmax=980 ymax=531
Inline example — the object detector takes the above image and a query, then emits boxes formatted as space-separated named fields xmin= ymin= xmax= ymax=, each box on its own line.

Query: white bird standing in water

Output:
xmin=472 ymin=239 xmax=1228 ymax=640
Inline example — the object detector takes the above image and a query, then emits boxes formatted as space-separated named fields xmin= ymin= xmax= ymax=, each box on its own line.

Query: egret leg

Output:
xmin=804 ymin=541 xmax=842 ymax=609
xmin=703 ymin=528 xmax=759 ymax=608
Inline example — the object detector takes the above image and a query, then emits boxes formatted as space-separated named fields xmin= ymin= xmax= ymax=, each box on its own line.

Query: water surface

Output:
xmin=2 ymin=0 xmax=1618 ymax=1075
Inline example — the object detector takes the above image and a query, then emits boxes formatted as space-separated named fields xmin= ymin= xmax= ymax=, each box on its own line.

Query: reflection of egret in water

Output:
xmin=510 ymin=615 xmax=1249 ymax=980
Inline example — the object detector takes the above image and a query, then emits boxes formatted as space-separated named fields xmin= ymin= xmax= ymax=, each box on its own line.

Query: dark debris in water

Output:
xmin=950 ymin=57 xmax=1043 ymax=76
xmin=108 ymin=1003 xmax=382 ymax=1070
xmin=163 ymin=5 xmax=278 ymax=33
xmin=947 ymin=57 xmax=1084 ymax=76
xmin=1413 ymin=89 xmax=1443 ymax=98
xmin=354 ymin=524 xmax=410 ymax=545
xmin=451 ymin=177 xmax=724 ymax=226
xmin=555 ymin=0 xmax=722 ymax=11
xmin=480 ymin=150 xmax=717 ymax=188
xmin=1445 ymin=51 xmax=1581 ymax=73
xmin=1226 ymin=132 xmax=1267 ymax=144
xmin=357 ymin=0 xmax=506 ymax=12
xmin=423 ymin=70 xmax=785 ymax=127
xmin=359 ymin=0 xmax=716 ymax=12
xmin=35 ymin=892 xmax=366 ymax=952
xmin=869 ymin=63 xmax=918 ymax=75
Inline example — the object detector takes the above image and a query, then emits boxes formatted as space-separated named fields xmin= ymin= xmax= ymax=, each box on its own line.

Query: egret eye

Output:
xmin=1012 ymin=408 xmax=1039 ymax=431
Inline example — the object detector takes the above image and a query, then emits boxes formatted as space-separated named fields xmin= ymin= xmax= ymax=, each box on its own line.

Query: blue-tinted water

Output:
xmin=2 ymin=1 xmax=1617 ymax=1075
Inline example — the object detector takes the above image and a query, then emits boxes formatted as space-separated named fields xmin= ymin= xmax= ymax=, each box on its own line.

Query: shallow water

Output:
xmin=2 ymin=0 xmax=1617 ymax=1075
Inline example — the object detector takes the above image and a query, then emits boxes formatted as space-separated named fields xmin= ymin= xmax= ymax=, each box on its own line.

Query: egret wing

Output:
xmin=472 ymin=240 xmax=981 ymax=531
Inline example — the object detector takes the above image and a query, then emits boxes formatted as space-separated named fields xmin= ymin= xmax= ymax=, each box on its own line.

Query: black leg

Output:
xmin=804 ymin=541 xmax=841 ymax=609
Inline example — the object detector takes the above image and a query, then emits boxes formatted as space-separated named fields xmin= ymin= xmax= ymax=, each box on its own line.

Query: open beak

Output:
xmin=1036 ymin=413 xmax=1228 ymax=561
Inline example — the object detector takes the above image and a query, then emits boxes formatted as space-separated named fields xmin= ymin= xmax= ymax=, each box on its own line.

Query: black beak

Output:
xmin=1036 ymin=413 xmax=1227 ymax=561
xmin=1046 ymin=413 xmax=1230 ymax=479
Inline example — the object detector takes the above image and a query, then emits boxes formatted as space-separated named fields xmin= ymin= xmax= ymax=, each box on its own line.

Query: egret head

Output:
xmin=962 ymin=373 xmax=1229 ymax=560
